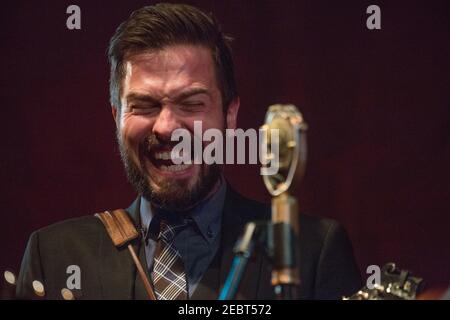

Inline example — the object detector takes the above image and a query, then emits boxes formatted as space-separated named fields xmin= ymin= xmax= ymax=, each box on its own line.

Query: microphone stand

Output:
xmin=218 ymin=193 xmax=300 ymax=300
xmin=218 ymin=222 xmax=267 ymax=300
xmin=218 ymin=104 xmax=307 ymax=300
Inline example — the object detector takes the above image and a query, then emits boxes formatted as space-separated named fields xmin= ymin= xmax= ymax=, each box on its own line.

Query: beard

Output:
xmin=117 ymin=132 xmax=221 ymax=212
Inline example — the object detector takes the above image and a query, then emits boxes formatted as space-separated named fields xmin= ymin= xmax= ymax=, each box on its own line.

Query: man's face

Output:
xmin=113 ymin=45 xmax=238 ymax=211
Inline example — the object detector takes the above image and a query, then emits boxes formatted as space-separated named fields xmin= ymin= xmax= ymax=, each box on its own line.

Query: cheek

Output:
xmin=120 ymin=115 xmax=154 ymax=150
xmin=182 ymin=113 xmax=225 ymax=151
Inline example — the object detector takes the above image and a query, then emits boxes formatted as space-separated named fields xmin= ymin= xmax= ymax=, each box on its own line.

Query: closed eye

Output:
xmin=180 ymin=101 xmax=205 ymax=112
xmin=130 ymin=104 xmax=160 ymax=115
xmin=183 ymin=102 xmax=204 ymax=106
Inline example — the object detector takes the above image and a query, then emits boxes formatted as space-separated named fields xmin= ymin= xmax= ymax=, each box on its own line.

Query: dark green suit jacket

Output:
xmin=16 ymin=187 xmax=361 ymax=299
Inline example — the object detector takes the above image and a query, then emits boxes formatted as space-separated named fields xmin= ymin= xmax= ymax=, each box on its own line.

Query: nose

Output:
xmin=152 ymin=106 xmax=182 ymax=142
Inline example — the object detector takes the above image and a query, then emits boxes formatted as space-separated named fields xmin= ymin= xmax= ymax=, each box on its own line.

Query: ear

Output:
xmin=226 ymin=97 xmax=240 ymax=130
xmin=111 ymin=105 xmax=119 ymax=127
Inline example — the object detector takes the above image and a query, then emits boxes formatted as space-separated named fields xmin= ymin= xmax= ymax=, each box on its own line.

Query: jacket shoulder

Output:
xmin=299 ymin=214 xmax=342 ymax=239
xmin=298 ymin=214 xmax=362 ymax=299
xmin=35 ymin=215 xmax=104 ymax=239
xmin=30 ymin=215 xmax=109 ymax=256
xmin=298 ymin=213 xmax=352 ymax=259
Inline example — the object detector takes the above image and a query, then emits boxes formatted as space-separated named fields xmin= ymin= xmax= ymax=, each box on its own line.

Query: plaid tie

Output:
xmin=151 ymin=219 xmax=188 ymax=300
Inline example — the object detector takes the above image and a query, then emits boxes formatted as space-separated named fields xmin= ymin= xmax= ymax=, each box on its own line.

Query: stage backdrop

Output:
xmin=1 ymin=0 xmax=449 ymax=291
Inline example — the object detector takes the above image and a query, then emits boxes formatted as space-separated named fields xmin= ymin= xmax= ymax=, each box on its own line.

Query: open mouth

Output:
xmin=145 ymin=148 xmax=194 ymax=175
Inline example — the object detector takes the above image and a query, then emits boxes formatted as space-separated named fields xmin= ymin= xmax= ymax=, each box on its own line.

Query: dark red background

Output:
xmin=1 ymin=0 xmax=449 ymax=291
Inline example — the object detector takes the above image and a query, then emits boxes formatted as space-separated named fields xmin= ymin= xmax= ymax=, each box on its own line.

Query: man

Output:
xmin=16 ymin=3 xmax=361 ymax=300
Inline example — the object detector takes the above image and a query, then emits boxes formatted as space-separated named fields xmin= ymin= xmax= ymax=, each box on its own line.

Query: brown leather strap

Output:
xmin=95 ymin=209 xmax=156 ymax=300
xmin=95 ymin=209 xmax=139 ymax=246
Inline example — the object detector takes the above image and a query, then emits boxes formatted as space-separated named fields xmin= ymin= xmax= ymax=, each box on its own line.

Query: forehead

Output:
xmin=123 ymin=45 xmax=218 ymax=97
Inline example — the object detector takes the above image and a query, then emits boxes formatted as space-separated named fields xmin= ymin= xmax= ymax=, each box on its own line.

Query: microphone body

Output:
xmin=270 ymin=193 xmax=300 ymax=299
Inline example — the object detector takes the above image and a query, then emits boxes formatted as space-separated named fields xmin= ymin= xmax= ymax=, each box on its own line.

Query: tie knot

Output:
xmin=158 ymin=220 xmax=187 ymax=242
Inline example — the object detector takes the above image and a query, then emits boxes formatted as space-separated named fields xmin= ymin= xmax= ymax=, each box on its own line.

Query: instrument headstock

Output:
xmin=344 ymin=263 xmax=424 ymax=300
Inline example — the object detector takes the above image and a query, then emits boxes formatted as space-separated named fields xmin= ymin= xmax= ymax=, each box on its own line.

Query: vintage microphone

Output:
xmin=260 ymin=104 xmax=308 ymax=299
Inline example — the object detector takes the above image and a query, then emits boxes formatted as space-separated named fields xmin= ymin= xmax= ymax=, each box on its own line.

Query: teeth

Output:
xmin=159 ymin=164 xmax=191 ymax=172
xmin=154 ymin=152 xmax=172 ymax=160
xmin=154 ymin=151 xmax=188 ymax=163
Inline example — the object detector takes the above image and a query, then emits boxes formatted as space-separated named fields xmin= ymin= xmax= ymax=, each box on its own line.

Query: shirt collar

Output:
xmin=139 ymin=177 xmax=226 ymax=244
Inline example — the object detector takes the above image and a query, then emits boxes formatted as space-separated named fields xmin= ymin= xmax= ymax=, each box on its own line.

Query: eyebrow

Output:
xmin=125 ymin=88 xmax=210 ymax=105
xmin=126 ymin=93 xmax=159 ymax=105
xmin=172 ymin=88 xmax=210 ymax=102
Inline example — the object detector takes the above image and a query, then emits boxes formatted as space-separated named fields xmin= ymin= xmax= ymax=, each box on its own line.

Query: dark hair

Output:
xmin=108 ymin=3 xmax=237 ymax=111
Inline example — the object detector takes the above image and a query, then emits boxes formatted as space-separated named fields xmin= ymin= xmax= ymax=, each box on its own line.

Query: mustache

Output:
xmin=143 ymin=133 xmax=201 ymax=155
xmin=143 ymin=134 xmax=186 ymax=154
xmin=145 ymin=134 xmax=175 ymax=150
